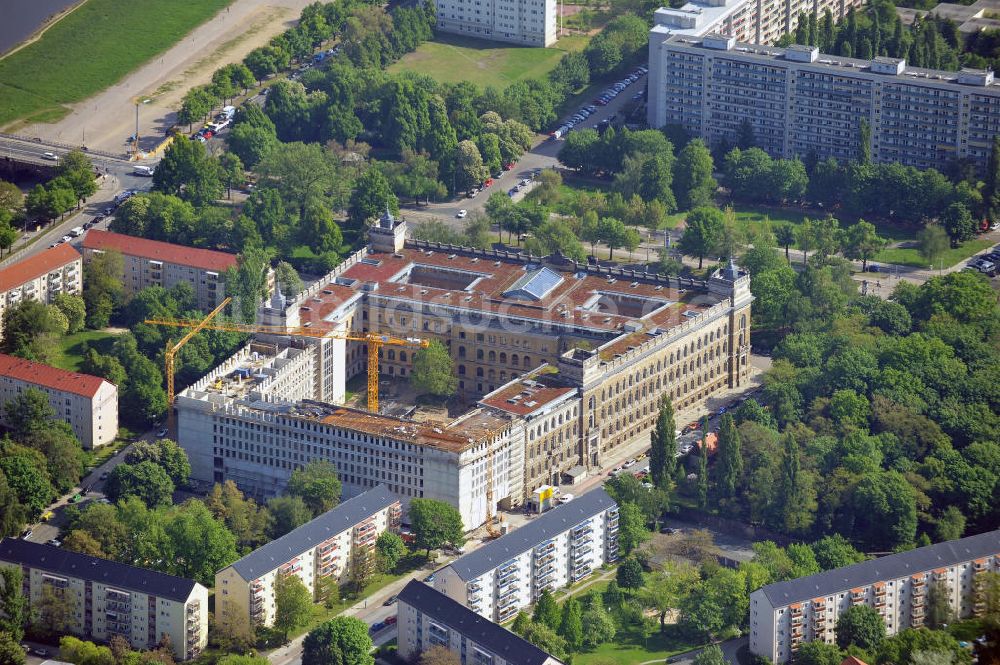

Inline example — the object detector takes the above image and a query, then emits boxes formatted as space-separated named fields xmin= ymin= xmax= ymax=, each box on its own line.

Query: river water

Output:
xmin=0 ymin=0 xmax=81 ymax=55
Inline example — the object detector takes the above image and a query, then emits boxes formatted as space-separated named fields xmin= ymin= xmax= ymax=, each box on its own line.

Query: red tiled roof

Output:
xmin=0 ymin=244 xmax=80 ymax=293
xmin=480 ymin=372 xmax=576 ymax=416
xmin=0 ymin=354 xmax=109 ymax=398
xmin=841 ymin=657 xmax=869 ymax=665
xmin=82 ymin=230 xmax=238 ymax=272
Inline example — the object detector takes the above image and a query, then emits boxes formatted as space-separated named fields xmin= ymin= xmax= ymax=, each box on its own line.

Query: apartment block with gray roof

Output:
xmin=397 ymin=581 xmax=564 ymax=665
xmin=434 ymin=487 xmax=619 ymax=623
xmin=215 ymin=485 xmax=401 ymax=629
xmin=0 ymin=539 xmax=207 ymax=660
xmin=649 ymin=33 xmax=1000 ymax=173
xmin=750 ymin=529 xmax=1000 ymax=663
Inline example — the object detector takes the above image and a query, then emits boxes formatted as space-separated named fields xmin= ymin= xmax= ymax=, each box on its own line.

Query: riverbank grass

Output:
xmin=0 ymin=0 xmax=233 ymax=128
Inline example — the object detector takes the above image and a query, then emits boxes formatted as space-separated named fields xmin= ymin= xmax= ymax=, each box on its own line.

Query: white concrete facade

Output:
xmin=435 ymin=490 xmax=618 ymax=622
xmin=215 ymin=486 xmax=401 ymax=629
xmin=0 ymin=355 xmax=118 ymax=449
xmin=649 ymin=34 xmax=1000 ymax=173
xmin=436 ymin=0 xmax=557 ymax=46
xmin=750 ymin=530 xmax=1000 ymax=663
xmin=0 ymin=540 xmax=207 ymax=660
xmin=0 ymin=245 xmax=82 ymax=324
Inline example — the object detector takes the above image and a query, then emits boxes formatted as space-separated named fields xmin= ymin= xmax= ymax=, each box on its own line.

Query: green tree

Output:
xmin=274 ymin=574 xmax=314 ymax=639
xmin=348 ymin=167 xmax=398 ymax=228
xmin=580 ymin=603 xmax=616 ymax=648
xmin=532 ymin=590 xmax=560 ymax=631
xmin=24 ymin=426 xmax=83 ymax=494
xmin=811 ymin=534 xmax=866 ymax=570
xmin=453 ymin=140 xmax=489 ymax=193
xmin=204 ymin=480 xmax=269 ymax=550
xmin=152 ymin=137 xmax=222 ymax=206
xmin=83 ymin=249 xmax=124 ymax=328
xmin=0 ymin=633 xmax=25 ymax=665
xmin=410 ymin=340 xmax=457 ymax=398
xmin=858 ymin=118 xmax=872 ymax=164
xmin=716 ymin=413 xmax=743 ymax=500
xmin=618 ymin=502 xmax=650 ymax=555
xmin=0 ymin=453 xmax=53 ymax=515
xmin=775 ymin=223 xmax=796 ymax=263
xmin=267 ymin=495 xmax=313 ymax=539
xmin=558 ymin=597 xmax=583 ymax=650
xmin=1 ymin=300 xmax=68 ymax=363
xmin=219 ymin=153 xmax=246 ymax=200
xmin=0 ymin=566 xmax=28 ymax=642
xmin=57 ymin=150 xmax=98 ymax=206
xmin=287 ymin=460 xmax=342 ymax=516
xmin=835 ymin=605 xmax=886 ymax=651
xmin=693 ymin=645 xmax=726 ymax=665
xmin=616 ymin=556 xmax=644 ymax=590
xmin=917 ymin=225 xmax=949 ymax=268
xmin=275 ymin=262 xmax=303 ymax=298
xmin=851 ymin=470 xmax=917 ymax=551
xmin=777 ymin=434 xmax=816 ymax=535
xmin=679 ymin=207 xmax=724 ymax=268
xmin=409 ymin=498 xmax=464 ymax=556
xmin=842 ymin=220 xmax=886 ymax=271
xmin=697 ymin=427 xmax=709 ymax=509
xmin=302 ymin=616 xmax=374 ymax=665
xmin=673 ymin=139 xmax=717 ymax=210
xmin=941 ymin=202 xmax=976 ymax=247
xmin=649 ymin=397 xmax=677 ymax=491
xmin=105 ymin=461 xmax=174 ymax=508
xmin=927 ymin=579 xmax=954 ymax=629
xmin=125 ymin=438 xmax=190 ymax=487
xmin=51 ymin=293 xmax=86 ymax=334
xmin=162 ymin=500 xmax=238 ymax=585
xmin=375 ymin=531 xmax=407 ymax=572
xmin=793 ymin=640 xmax=843 ymax=665
xmin=3 ymin=387 xmax=54 ymax=438
xmin=985 ymin=135 xmax=1000 ymax=222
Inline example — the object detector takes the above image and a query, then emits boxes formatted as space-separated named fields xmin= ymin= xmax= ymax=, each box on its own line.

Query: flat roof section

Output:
xmin=480 ymin=368 xmax=576 ymax=417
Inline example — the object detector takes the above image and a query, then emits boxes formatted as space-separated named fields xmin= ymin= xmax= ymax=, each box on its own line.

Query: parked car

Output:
xmin=385 ymin=615 xmax=397 ymax=625
xmin=558 ymin=493 xmax=574 ymax=504
xmin=42 ymin=152 xmax=58 ymax=161
xmin=383 ymin=594 xmax=398 ymax=606
xmin=21 ymin=530 xmax=31 ymax=540
xmin=456 ymin=209 xmax=468 ymax=218
xmin=369 ymin=622 xmax=385 ymax=633
xmin=157 ymin=428 xmax=168 ymax=437
xmin=46 ymin=539 xmax=61 ymax=547
xmin=660 ymin=526 xmax=678 ymax=534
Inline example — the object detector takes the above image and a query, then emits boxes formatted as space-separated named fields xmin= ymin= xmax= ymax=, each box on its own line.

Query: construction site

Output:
xmin=170 ymin=210 xmax=753 ymax=532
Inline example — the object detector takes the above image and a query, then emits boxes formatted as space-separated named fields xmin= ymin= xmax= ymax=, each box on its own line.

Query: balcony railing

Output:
xmin=498 ymin=562 xmax=519 ymax=577
xmin=535 ymin=553 xmax=555 ymax=568
xmin=498 ymin=604 xmax=520 ymax=622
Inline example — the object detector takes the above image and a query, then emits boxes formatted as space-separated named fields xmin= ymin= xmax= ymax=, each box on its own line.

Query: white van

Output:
xmin=133 ymin=165 xmax=154 ymax=177
xmin=222 ymin=105 xmax=236 ymax=119
xmin=69 ymin=226 xmax=85 ymax=238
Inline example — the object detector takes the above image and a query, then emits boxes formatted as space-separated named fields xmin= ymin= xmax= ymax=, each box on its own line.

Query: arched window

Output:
xmin=523 ymin=355 xmax=531 ymax=367
xmin=512 ymin=354 xmax=519 ymax=367
xmin=459 ymin=346 xmax=466 ymax=358
xmin=489 ymin=351 xmax=496 ymax=362
xmin=499 ymin=352 xmax=507 ymax=364
xmin=477 ymin=349 xmax=484 ymax=360
xmin=388 ymin=350 xmax=395 ymax=361
xmin=477 ymin=367 xmax=484 ymax=377
xmin=459 ymin=365 xmax=466 ymax=375
xmin=400 ymin=351 xmax=407 ymax=363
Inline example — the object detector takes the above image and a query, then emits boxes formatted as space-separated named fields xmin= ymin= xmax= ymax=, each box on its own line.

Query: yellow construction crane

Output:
xmin=145 ymin=315 xmax=428 ymax=413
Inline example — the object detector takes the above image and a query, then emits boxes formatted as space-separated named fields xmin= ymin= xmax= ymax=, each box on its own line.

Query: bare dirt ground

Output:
xmin=21 ymin=0 xmax=316 ymax=154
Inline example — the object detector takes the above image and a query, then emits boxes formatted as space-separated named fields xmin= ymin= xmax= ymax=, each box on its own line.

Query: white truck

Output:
xmin=69 ymin=226 xmax=85 ymax=238
xmin=133 ymin=165 xmax=154 ymax=177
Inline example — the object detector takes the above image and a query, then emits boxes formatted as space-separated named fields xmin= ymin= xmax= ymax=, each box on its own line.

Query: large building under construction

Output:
xmin=176 ymin=213 xmax=752 ymax=529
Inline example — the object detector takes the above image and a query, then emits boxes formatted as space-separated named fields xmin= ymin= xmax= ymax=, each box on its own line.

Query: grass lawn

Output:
xmin=51 ymin=329 xmax=121 ymax=373
xmin=0 ymin=0 xmax=234 ymax=128
xmin=388 ymin=33 xmax=589 ymax=89
xmin=875 ymin=238 xmax=994 ymax=268
xmin=574 ymin=623 xmax=705 ymax=665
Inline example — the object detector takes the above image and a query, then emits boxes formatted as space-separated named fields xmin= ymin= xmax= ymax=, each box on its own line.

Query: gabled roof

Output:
xmin=0 ymin=244 xmax=80 ymax=293
xmin=398 ymin=581 xmax=562 ymax=665
xmin=758 ymin=529 xmax=1000 ymax=607
xmin=82 ymin=230 xmax=238 ymax=272
xmin=0 ymin=539 xmax=198 ymax=602
xmin=228 ymin=485 xmax=398 ymax=580
xmin=447 ymin=487 xmax=617 ymax=581
xmin=503 ymin=266 xmax=563 ymax=301
xmin=0 ymin=353 xmax=110 ymax=397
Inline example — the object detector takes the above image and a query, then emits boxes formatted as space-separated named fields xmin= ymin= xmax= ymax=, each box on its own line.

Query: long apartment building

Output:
xmin=215 ymin=485 xmax=401 ymax=629
xmin=433 ymin=487 xmax=619 ymax=623
xmin=397 ymin=580 xmax=564 ymax=665
xmin=81 ymin=230 xmax=238 ymax=311
xmin=0 ymin=539 xmax=208 ymax=660
xmin=648 ymin=0 xmax=862 ymax=51
xmin=750 ymin=529 xmax=1000 ymax=663
xmin=435 ymin=0 xmax=557 ymax=46
xmin=0 ymin=244 xmax=82 ymax=324
xmin=648 ymin=33 xmax=1000 ymax=173
xmin=176 ymin=213 xmax=750 ymax=528
xmin=0 ymin=354 xmax=117 ymax=448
